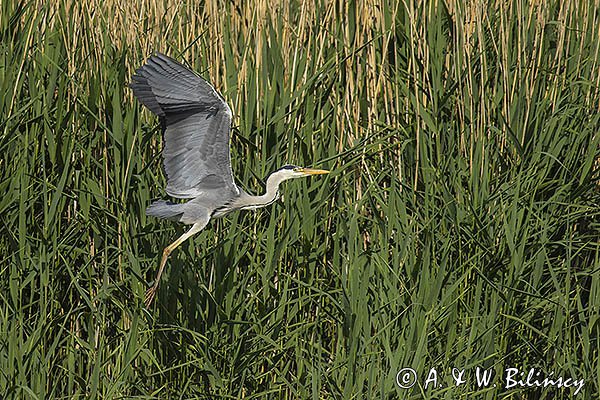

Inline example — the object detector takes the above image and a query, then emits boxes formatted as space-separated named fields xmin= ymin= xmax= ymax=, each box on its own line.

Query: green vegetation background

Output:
xmin=1 ymin=0 xmax=599 ymax=398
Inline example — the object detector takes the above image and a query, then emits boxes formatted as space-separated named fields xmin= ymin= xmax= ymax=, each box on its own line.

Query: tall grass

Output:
xmin=1 ymin=0 xmax=599 ymax=398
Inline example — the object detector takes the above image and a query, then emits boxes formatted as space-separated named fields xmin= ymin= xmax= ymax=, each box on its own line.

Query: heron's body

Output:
xmin=130 ymin=53 xmax=328 ymax=306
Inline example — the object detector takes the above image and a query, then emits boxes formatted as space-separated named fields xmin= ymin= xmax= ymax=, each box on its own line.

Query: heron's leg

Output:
xmin=145 ymin=219 xmax=209 ymax=307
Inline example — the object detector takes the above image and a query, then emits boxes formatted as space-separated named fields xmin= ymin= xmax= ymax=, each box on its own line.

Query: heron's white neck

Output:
xmin=241 ymin=170 xmax=291 ymax=209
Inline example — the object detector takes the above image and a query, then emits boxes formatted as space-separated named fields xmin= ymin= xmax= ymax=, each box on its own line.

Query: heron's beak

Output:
xmin=301 ymin=168 xmax=330 ymax=176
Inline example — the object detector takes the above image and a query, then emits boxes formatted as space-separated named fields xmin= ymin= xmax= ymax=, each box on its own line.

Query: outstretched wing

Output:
xmin=130 ymin=53 xmax=238 ymax=199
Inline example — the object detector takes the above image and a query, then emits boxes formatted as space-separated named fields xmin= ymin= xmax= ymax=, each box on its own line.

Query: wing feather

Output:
xmin=130 ymin=53 xmax=238 ymax=199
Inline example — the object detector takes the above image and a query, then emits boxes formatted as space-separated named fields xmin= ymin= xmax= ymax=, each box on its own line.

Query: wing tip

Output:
xmin=129 ymin=74 xmax=166 ymax=116
xmin=130 ymin=52 xmax=233 ymax=118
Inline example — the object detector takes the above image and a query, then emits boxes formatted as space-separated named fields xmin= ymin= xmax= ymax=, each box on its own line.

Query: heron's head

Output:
xmin=276 ymin=164 xmax=330 ymax=180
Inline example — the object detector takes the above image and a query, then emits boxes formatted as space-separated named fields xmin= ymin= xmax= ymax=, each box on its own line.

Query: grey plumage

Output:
xmin=131 ymin=53 xmax=237 ymax=208
xmin=145 ymin=200 xmax=183 ymax=221
xmin=131 ymin=53 xmax=329 ymax=306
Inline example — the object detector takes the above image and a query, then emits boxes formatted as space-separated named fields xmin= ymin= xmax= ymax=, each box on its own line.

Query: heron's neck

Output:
xmin=242 ymin=173 xmax=286 ymax=209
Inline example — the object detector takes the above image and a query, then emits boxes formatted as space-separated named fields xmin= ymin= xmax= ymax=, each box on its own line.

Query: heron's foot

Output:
xmin=145 ymin=285 xmax=158 ymax=307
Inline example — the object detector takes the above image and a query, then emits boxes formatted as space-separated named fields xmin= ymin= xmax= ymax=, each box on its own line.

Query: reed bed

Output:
xmin=1 ymin=0 xmax=599 ymax=398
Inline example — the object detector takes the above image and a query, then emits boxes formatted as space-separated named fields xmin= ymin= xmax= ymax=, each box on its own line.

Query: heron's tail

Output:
xmin=146 ymin=200 xmax=184 ymax=221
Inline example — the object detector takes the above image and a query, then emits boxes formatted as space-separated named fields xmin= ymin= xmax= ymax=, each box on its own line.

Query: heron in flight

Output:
xmin=131 ymin=53 xmax=329 ymax=306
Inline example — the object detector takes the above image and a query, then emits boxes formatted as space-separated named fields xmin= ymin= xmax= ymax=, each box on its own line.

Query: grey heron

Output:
xmin=131 ymin=53 xmax=329 ymax=306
